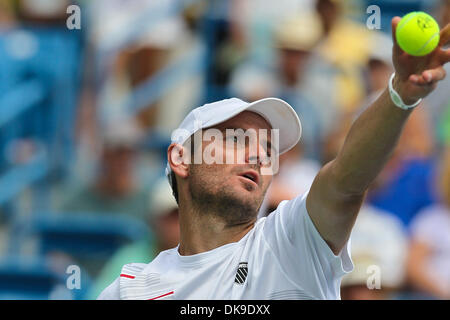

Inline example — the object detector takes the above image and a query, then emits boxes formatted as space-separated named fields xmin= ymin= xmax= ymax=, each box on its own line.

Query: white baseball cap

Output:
xmin=166 ymin=98 xmax=302 ymax=185
xmin=166 ymin=97 xmax=302 ymax=185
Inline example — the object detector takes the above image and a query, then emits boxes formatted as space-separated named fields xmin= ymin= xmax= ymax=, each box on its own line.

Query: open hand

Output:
xmin=391 ymin=17 xmax=450 ymax=104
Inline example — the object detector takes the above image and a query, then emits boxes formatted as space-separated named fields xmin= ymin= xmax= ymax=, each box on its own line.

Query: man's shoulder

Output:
xmin=120 ymin=262 xmax=148 ymax=277
xmin=272 ymin=192 xmax=309 ymax=216
xmin=120 ymin=247 xmax=178 ymax=276
xmin=257 ymin=191 xmax=309 ymax=240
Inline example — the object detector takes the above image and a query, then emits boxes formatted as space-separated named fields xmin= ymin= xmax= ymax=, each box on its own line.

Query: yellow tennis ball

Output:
xmin=396 ymin=11 xmax=440 ymax=56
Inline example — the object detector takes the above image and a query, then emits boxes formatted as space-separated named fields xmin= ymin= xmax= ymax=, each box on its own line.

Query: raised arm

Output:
xmin=306 ymin=17 xmax=450 ymax=254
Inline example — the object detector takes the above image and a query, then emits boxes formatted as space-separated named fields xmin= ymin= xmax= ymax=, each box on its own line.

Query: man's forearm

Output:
xmin=330 ymin=85 xmax=414 ymax=196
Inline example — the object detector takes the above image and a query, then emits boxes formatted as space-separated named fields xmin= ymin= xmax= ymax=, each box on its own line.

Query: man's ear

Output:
xmin=167 ymin=143 xmax=189 ymax=179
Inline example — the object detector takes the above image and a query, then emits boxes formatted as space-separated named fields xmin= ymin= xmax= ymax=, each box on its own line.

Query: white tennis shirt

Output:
xmin=98 ymin=191 xmax=353 ymax=300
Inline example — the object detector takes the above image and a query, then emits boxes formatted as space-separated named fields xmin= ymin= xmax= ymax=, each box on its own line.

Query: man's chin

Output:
xmin=192 ymin=188 xmax=262 ymax=226
xmin=188 ymin=176 xmax=264 ymax=221
xmin=223 ymin=189 xmax=262 ymax=214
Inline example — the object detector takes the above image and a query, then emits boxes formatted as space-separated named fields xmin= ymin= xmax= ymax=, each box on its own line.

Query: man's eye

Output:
xmin=226 ymin=135 xmax=238 ymax=143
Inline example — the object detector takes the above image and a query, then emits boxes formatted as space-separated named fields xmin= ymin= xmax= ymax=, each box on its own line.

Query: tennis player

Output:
xmin=98 ymin=18 xmax=450 ymax=300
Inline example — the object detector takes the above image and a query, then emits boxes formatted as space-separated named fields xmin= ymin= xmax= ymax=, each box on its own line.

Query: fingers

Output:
xmin=441 ymin=48 xmax=450 ymax=63
xmin=437 ymin=24 xmax=450 ymax=64
xmin=439 ymin=23 xmax=450 ymax=47
xmin=391 ymin=17 xmax=401 ymax=41
xmin=409 ymin=67 xmax=447 ymax=85
xmin=391 ymin=17 xmax=403 ymax=55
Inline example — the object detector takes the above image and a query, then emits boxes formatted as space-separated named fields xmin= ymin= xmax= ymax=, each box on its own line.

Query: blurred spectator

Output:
xmin=273 ymin=13 xmax=324 ymax=160
xmin=314 ymin=0 xmax=370 ymax=80
xmin=216 ymin=0 xmax=316 ymax=100
xmin=16 ymin=0 xmax=71 ymax=25
xmin=0 ymin=0 xmax=16 ymax=27
xmin=59 ymin=118 xmax=150 ymax=222
xmin=341 ymin=205 xmax=407 ymax=300
xmin=88 ymin=177 xmax=179 ymax=300
xmin=231 ymin=12 xmax=324 ymax=160
xmin=363 ymin=31 xmax=395 ymax=105
xmin=406 ymin=148 xmax=450 ymax=299
xmin=230 ymin=0 xmax=315 ymax=65
xmin=366 ymin=108 xmax=437 ymax=228
xmin=439 ymin=104 xmax=450 ymax=145
xmin=299 ymin=0 xmax=372 ymax=139
xmin=87 ymin=0 xmax=203 ymax=136
xmin=229 ymin=62 xmax=278 ymax=102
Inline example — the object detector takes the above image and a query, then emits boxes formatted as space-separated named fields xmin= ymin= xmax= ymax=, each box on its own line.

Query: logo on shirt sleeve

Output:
xmin=234 ymin=262 xmax=248 ymax=285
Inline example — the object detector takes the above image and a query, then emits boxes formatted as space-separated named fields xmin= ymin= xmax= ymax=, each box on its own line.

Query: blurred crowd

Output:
xmin=0 ymin=0 xmax=449 ymax=300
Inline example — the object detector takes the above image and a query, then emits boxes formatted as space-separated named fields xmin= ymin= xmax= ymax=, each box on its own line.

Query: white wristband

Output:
xmin=388 ymin=73 xmax=422 ymax=110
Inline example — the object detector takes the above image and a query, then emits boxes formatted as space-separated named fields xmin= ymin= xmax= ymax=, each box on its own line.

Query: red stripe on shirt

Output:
xmin=120 ymin=274 xmax=135 ymax=279
xmin=148 ymin=291 xmax=174 ymax=300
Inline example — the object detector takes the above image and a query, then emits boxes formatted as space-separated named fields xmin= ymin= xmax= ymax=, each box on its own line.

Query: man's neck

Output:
xmin=177 ymin=202 xmax=256 ymax=256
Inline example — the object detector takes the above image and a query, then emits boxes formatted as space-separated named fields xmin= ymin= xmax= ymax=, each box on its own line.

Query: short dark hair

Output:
xmin=170 ymin=170 xmax=179 ymax=205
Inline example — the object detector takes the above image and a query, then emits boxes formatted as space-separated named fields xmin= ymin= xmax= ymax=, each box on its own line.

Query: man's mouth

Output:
xmin=239 ymin=170 xmax=259 ymax=185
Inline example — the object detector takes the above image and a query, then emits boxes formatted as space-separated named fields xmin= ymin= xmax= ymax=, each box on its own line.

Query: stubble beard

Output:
xmin=188 ymin=165 xmax=264 ymax=227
